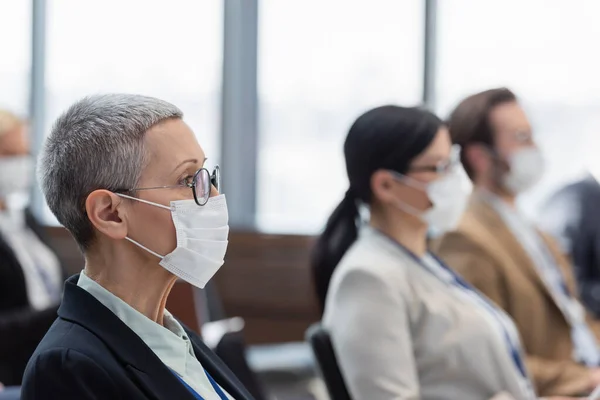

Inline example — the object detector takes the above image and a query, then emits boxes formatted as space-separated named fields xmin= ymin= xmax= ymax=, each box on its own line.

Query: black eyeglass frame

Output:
xmin=115 ymin=165 xmax=220 ymax=206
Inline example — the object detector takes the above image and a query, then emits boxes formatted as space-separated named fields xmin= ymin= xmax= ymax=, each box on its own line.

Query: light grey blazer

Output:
xmin=322 ymin=226 xmax=536 ymax=400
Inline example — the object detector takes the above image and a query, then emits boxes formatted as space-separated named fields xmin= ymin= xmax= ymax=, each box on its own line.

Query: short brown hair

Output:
xmin=447 ymin=88 xmax=517 ymax=178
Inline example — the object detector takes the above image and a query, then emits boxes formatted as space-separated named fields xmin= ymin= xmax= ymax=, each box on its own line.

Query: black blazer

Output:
xmin=541 ymin=175 xmax=600 ymax=317
xmin=21 ymin=275 xmax=255 ymax=400
xmin=0 ymin=210 xmax=60 ymax=385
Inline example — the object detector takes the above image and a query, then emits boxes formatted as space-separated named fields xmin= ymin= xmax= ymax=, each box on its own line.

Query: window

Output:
xmin=257 ymin=0 xmax=425 ymax=233
xmin=0 ymin=0 xmax=31 ymax=116
xmin=436 ymin=0 xmax=600 ymax=218
xmin=43 ymin=0 xmax=223 ymax=223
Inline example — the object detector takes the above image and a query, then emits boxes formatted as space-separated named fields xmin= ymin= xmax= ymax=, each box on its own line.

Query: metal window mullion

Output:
xmin=220 ymin=0 xmax=259 ymax=230
xmin=30 ymin=0 xmax=48 ymax=221
xmin=422 ymin=0 xmax=438 ymax=110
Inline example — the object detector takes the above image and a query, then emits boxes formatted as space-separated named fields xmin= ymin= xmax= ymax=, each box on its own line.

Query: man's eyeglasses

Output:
xmin=117 ymin=166 xmax=220 ymax=206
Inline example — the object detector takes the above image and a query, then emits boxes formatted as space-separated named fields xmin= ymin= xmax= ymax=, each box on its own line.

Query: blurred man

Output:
xmin=433 ymin=88 xmax=600 ymax=397
xmin=540 ymin=173 xmax=600 ymax=319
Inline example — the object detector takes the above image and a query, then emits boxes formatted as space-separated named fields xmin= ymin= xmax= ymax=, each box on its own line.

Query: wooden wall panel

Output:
xmin=213 ymin=232 xmax=320 ymax=344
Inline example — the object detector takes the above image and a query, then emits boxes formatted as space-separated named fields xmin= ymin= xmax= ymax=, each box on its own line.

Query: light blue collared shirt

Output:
xmin=77 ymin=271 xmax=233 ymax=400
xmin=483 ymin=191 xmax=600 ymax=366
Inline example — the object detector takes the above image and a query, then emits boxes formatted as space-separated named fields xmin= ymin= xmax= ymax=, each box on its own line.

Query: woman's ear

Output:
xmin=370 ymin=170 xmax=397 ymax=205
xmin=85 ymin=190 xmax=128 ymax=240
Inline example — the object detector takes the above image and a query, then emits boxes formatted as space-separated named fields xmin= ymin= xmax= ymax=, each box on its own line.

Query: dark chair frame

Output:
xmin=306 ymin=323 xmax=351 ymax=400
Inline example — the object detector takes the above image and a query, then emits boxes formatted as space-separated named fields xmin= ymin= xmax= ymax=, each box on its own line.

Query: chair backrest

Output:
xmin=215 ymin=331 xmax=269 ymax=400
xmin=306 ymin=323 xmax=351 ymax=400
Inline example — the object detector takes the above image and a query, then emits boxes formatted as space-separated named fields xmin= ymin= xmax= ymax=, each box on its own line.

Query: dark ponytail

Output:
xmin=311 ymin=188 xmax=359 ymax=311
xmin=311 ymin=105 xmax=442 ymax=312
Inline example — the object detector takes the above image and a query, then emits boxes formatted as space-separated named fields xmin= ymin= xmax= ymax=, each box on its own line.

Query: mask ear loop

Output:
xmin=115 ymin=193 xmax=170 ymax=259
xmin=124 ymin=237 xmax=165 ymax=259
xmin=116 ymin=193 xmax=172 ymax=210
xmin=386 ymin=170 xmax=432 ymax=217
xmin=387 ymin=170 xmax=429 ymax=192
xmin=393 ymin=197 xmax=427 ymax=218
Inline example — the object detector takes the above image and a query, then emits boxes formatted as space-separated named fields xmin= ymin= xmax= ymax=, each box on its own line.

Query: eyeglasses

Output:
xmin=512 ymin=130 xmax=533 ymax=144
xmin=117 ymin=165 xmax=220 ymax=206
xmin=407 ymin=145 xmax=461 ymax=174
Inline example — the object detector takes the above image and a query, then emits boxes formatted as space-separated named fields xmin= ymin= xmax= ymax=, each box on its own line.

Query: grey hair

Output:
xmin=38 ymin=94 xmax=183 ymax=251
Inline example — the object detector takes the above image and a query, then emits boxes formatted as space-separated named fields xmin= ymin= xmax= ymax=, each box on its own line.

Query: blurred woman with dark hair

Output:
xmin=311 ymin=106 xmax=566 ymax=399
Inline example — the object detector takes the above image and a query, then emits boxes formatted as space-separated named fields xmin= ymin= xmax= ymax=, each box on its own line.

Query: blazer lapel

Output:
xmin=125 ymin=365 xmax=195 ymax=400
xmin=186 ymin=331 xmax=255 ymax=400
xmin=59 ymin=275 xmax=198 ymax=400
xmin=538 ymin=231 xmax=579 ymax=296
xmin=468 ymin=194 xmax=558 ymax=305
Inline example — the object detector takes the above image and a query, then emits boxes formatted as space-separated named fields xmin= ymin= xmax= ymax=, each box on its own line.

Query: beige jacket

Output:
xmin=323 ymin=226 xmax=536 ymax=400
xmin=434 ymin=193 xmax=600 ymax=397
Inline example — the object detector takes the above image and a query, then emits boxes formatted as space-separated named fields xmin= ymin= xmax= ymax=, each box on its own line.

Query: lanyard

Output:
xmin=172 ymin=370 xmax=229 ymax=400
xmin=428 ymin=254 xmax=529 ymax=378
xmin=377 ymin=231 xmax=529 ymax=379
xmin=529 ymin=231 xmax=571 ymax=298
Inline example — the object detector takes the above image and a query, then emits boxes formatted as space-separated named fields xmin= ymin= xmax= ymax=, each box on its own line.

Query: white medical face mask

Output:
xmin=0 ymin=155 xmax=33 ymax=198
xmin=502 ymin=147 xmax=545 ymax=194
xmin=117 ymin=193 xmax=230 ymax=289
xmin=393 ymin=164 xmax=473 ymax=233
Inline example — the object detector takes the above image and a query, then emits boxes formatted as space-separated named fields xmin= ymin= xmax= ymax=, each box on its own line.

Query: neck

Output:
xmin=475 ymin=177 xmax=517 ymax=208
xmin=489 ymin=188 xmax=516 ymax=208
xmin=84 ymin=243 xmax=176 ymax=325
xmin=370 ymin=206 xmax=428 ymax=257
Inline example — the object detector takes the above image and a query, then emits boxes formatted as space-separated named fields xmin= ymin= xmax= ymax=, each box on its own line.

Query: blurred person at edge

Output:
xmin=20 ymin=94 xmax=254 ymax=400
xmin=539 ymin=165 xmax=600 ymax=320
xmin=0 ymin=110 xmax=63 ymax=387
xmin=312 ymin=105 xmax=577 ymax=400
xmin=434 ymin=88 xmax=600 ymax=397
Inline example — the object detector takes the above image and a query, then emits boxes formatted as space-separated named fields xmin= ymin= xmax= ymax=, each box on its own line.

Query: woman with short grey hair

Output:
xmin=21 ymin=94 xmax=253 ymax=400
